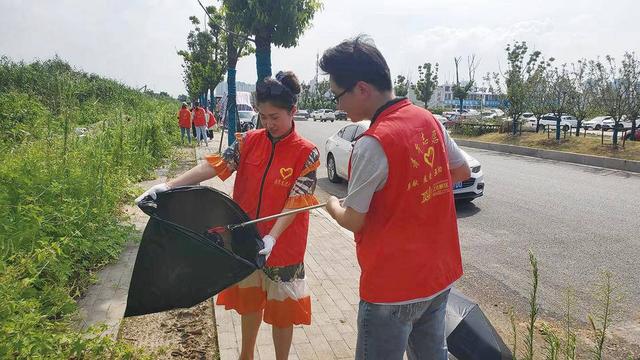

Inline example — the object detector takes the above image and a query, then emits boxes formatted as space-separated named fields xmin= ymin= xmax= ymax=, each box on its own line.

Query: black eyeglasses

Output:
xmin=331 ymin=84 xmax=355 ymax=103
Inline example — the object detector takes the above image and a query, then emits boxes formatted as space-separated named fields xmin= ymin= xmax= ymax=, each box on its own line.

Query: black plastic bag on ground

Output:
xmin=124 ymin=186 xmax=264 ymax=317
xmin=446 ymin=288 xmax=512 ymax=360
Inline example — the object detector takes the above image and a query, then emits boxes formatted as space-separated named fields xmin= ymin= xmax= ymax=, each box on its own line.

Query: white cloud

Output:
xmin=1 ymin=0 xmax=639 ymax=96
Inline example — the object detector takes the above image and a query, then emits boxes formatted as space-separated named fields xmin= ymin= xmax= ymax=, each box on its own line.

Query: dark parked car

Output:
xmin=335 ymin=110 xmax=347 ymax=120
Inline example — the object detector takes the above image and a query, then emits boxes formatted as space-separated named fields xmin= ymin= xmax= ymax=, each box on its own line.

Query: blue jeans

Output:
xmin=356 ymin=289 xmax=450 ymax=360
xmin=195 ymin=126 xmax=208 ymax=144
xmin=180 ymin=127 xmax=191 ymax=144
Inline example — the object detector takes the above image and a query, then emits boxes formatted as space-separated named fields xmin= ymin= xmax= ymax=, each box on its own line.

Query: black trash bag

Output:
xmin=124 ymin=186 xmax=265 ymax=317
xmin=446 ymin=288 xmax=512 ymax=360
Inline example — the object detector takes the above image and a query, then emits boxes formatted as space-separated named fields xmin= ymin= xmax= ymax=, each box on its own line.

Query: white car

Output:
xmin=583 ymin=116 xmax=611 ymax=130
xmin=538 ymin=114 xmax=577 ymax=131
xmin=313 ymin=109 xmax=336 ymax=122
xmin=520 ymin=112 xmax=537 ymax=126
xmin=325 ymin=121 xmax=484 ymax=202
xmin=602 ymin=117 xmax=632 ymax=131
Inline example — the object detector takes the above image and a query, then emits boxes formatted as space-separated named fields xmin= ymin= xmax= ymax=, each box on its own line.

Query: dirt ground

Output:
xmin=119 ymin=299 xmax=218 ymax=359
xmin=457 ymin=263 xmax=640 ymax=359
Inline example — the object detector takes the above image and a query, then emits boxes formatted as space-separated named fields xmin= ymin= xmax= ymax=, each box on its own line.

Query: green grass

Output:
xmin=453 ymin=131 xmax=640 ymax=161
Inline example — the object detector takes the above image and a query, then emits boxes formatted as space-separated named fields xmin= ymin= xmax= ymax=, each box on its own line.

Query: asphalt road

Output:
xmin=294 ymin=119 xmax=640 ymax=338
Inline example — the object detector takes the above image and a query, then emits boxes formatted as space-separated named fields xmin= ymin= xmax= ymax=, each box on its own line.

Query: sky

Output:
xmin=2 ymin=0 xmax=639 ymax=97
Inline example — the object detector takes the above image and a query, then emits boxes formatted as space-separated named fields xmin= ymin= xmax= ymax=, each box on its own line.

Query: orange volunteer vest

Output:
xmin=178 ymin=108 xmax=191 ymax=128
xmin=353 ymin=99 xmax=463 ymax=303
xmin=233 ymin=128 xmax=317 ymax=267
xmin=193 ymin=107 xmax=207 ymax=126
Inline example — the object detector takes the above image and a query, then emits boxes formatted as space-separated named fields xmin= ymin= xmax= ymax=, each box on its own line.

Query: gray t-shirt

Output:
xmin=343 ymin=120 xmax=467 ymax=213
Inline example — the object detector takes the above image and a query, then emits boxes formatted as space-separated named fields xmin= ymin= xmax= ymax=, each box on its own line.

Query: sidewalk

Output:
xmin=77 ymin=131 xmax=362 ymax=359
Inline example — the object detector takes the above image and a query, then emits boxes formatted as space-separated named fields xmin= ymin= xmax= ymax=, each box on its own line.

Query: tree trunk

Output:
xmin=255 ymin=29 xmax=272 ymax=84
xmin=226 ymin=68 xmax=237 ymax=146
xmin=576 ymin=119 xmax=582 ymax=137
xmin=226 ymin=34 xmax=239 ymax=146
xmin=512 ymin=115 xmax=518 ymax=135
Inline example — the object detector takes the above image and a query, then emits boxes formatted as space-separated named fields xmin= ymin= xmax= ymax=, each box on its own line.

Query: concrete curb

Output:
xmin=454 ymin=139 xmax=640 ymax=174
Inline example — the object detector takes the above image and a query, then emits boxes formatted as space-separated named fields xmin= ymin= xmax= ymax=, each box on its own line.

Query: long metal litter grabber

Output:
xmin=207 ymin=198 xmax=345 ymax=234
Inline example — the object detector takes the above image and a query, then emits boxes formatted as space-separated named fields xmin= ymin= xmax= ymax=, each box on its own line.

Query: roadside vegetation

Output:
xmin=510 ymin=252 xmax=635 ymax=360
xmin=0 ymin=56 xmax=178 ymax=358
xmin=452 ymin=131 xmax=640 ymax=161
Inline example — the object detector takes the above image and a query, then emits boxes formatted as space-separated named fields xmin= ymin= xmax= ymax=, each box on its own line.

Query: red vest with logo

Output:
xmin=178 ymin=108 xmax=191 ymax=128
xmin=233 ymin=128 xmax=316 ymax=267
xmin=193 ymin=107 xmax=207 ymax=126
xmin=207 ymin=110 xmax=217 ymax=128
xmin=354 ymin=99 xmax=463 ymax=302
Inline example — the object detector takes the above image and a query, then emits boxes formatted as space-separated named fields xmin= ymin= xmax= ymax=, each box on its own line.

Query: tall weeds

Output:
xmin=0 ymin=56 xmax=177 ymax=358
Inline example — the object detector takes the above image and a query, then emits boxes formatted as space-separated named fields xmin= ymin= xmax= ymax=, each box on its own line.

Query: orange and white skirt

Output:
xmin=216 ymin=263 xmax=311 ymax=328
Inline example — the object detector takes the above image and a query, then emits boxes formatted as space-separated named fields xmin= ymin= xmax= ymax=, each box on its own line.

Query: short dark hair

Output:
xmin=319 ymin=35 xmax=392 ymax=92
xmin=256 ymin=71 xmax=301 ymax=110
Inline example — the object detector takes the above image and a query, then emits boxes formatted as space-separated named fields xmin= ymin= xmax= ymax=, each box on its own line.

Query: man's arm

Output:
xmin=326 ymin=197 xmax=366 ymax=233
xmin=450 ymin=162 xmax=471 ymax=183
xmin=437 ymin=120 xmax=470 ymax=183
xmin=325 ymin=136 xmax=387 ymax=234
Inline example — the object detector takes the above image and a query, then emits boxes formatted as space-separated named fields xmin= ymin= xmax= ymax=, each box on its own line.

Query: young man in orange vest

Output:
xmin=177 ymin=102 xmax=192 ymax=144
xmin=322 ymin=36 xmax=471 ymax=360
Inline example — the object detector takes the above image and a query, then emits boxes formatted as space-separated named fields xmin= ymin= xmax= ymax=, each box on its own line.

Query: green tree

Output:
xmin=452 ymin=56 xmax=478 ymax=113
xmin=527 ymin=60 xmax=554 ymax=133
xmin=503 ymin=42 xmax=552 ymax=135
xmin=297 ymin=79 xmax=333 ymax=111
xmin=393 ymin=75 xmax=409 ymax=97
xmin=413 ymin=63 xmax=438 ymax=109
xmin=223 ymin=0 xmax=322 ymax=83
xmin=589 ymin=55 xmax=633 ymax=146
xmin=177 ymin=7 xmax=227 ymax=107
xmin=620 ymin=52 xmax=640 ymax=139
xmin=546 ymin=64 xmax=575 ymax=141
xmin=568 ymin=60 xmax=597 ymax=136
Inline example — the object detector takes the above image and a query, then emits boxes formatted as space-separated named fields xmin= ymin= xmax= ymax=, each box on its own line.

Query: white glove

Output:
xmin=135 ymin=183 xmax=170 ymax=204
xmin=258 ymin=234 xmax=276 ymax=260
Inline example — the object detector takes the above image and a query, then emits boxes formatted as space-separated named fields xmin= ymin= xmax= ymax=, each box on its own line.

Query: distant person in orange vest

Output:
xmin=136 ymin=71 xmax=320 ymax=359
xmin=191 ymin=101 xmax=208 ymax=146
xmin=206 ymin=108 xmax=217 ymax=140
xmin=178 ymin=102 xmax=192 ymax=144
xmin=322 ymin=36 xmax=471 ymax=360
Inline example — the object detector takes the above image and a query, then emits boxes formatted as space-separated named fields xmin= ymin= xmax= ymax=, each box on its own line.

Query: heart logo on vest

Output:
xmin=280 ymin=167 xmax=293 ymax=180
xmin=423 ymin=147 xmax=435 ymax=168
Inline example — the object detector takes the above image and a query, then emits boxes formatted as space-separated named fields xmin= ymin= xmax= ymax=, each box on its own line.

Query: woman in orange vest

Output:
xmin=206 ymin=108 xmax=217 ymax=140
xmin=177 ymin=102 xmax=192 ymax=144
xmin=136 ymin=71 xmax=320 ymax=360
xmin=192 ymin=101 xmax=208 ymax=146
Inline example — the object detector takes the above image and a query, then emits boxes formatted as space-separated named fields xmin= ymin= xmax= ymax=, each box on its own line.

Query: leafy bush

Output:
xmin=0 ymin=56 xmax=178 ymax=358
